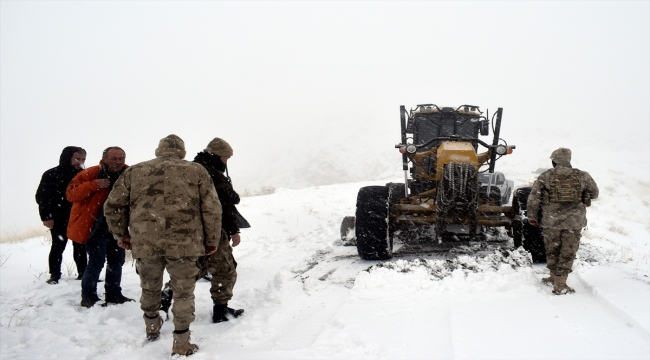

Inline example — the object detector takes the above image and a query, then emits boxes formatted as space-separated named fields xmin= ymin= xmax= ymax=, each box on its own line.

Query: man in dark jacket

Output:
xmin=36 ymin=146 xmax=88 ymax=285
xmin=193 ymin=137 xmax=245 ymax=322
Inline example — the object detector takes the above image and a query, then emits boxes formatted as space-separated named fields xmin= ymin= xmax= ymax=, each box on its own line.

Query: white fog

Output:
xmin=1 ymin=1 xmax=648 ymax=230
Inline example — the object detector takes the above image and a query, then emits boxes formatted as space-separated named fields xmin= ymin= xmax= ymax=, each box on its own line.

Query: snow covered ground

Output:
xmin=1 ymin=155 xmax=649 ymax=359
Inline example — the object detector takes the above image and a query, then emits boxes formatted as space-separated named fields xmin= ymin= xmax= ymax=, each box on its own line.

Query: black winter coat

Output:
xmin=193 ymin=151 xmax=239 ymax=235
xmin=35 ymin=146 xmax=85 ymax=229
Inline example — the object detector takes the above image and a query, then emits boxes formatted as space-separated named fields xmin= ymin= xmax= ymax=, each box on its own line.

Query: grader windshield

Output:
xmin=406 ymin=105 xmax=485 ymax=151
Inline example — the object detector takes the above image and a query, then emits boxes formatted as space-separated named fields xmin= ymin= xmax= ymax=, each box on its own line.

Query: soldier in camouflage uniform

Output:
xmin=104 ymin=135 xmax=222 ymax=356
xmin=527 ymin=148 xmax=599 ymax=295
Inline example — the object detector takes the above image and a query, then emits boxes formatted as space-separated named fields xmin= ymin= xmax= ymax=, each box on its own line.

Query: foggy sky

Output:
xmin=1 ymin=1 xmax=648 ymax=231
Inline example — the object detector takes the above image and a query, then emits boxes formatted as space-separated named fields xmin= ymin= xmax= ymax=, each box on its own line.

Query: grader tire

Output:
xmin=355 ymin=186 xmax=393 ymax=260
xmin=511 ymin=197 xmax=523 ymax=248
xmin=386 ymin=182 xmax=406 ymax=206
xmin=515 ymin=187 xmax=546 ymax=263
xmin=523 ymin=220 xmax=546 ymax=263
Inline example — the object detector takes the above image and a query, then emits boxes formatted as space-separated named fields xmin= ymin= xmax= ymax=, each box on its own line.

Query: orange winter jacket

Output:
xmin=66 ymin=162 xmax=128 ymax=244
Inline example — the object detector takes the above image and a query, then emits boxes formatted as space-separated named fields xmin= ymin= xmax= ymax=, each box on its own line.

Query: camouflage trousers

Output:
xmin=136 ymin=256 xmax=200 ymax=331
xmin=199 ymin=233 xmax=237 ymax=305
xmin=542 ymin=228 xmax=581 ymax=277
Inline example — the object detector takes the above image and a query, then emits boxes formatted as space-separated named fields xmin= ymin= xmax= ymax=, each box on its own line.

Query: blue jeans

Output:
xmin=81 ymin=229 xmax=125 ymax=300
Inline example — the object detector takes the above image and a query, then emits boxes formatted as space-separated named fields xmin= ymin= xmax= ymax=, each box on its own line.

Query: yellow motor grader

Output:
xmin=345 ymin=104 xmax=521 ymax=260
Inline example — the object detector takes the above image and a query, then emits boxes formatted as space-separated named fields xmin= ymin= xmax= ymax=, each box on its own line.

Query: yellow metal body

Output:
xmin=409 ymin=141 xmax=486 ymax=183
xmin=435 ymin=141 xmax=479 ymax=180
xmin=394 ymin=141 xmax=515 ymax=232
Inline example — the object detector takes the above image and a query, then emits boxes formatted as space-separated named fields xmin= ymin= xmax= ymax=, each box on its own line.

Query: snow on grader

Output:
xmin=341 ymin=104 xmax=525 ymax=260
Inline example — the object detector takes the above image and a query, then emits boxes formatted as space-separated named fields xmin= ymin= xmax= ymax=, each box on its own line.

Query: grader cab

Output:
xmin=348 ymin=104 xmax=521 ymax=260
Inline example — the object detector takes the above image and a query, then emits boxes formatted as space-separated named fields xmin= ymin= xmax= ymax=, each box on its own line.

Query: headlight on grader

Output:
xmin=406 ymin=145 xmax=417 ymax=154
xmin=495 ymin=145 xmax=507 ymax=155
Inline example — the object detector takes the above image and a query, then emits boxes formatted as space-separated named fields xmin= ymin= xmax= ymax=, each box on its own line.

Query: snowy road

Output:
xmin=1 ymin=171 xmax=649 ymax=359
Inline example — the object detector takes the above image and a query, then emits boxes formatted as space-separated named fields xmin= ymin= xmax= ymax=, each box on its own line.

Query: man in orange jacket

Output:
xmin=67 ymin=147 xmax=134 ymax=308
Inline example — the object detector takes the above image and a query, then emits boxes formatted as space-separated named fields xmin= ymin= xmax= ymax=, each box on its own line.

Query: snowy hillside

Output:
xmin=1 ymin=154 xmax=648 ymax=359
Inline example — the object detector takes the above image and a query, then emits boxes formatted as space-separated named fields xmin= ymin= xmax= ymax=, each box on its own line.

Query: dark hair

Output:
xmin=102 ymin=146 xmax=125 ymax=158
xmin=73 ymin=147 xmax=87 ymax=155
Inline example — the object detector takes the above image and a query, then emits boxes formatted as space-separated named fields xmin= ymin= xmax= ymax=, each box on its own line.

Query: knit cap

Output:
xmin=204 ymin=137 xmax=233 ymax=157
xmin=155 ymin=134 xmax=186 ymax=159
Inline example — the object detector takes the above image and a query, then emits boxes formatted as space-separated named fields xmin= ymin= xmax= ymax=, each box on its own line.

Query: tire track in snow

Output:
xmin=231 ymin=228 xmax=364 ymax=353
xmin=572 ymin=270 xmax=650 ymax=336
xmin=531 ymin=270 xmax=649 ymax=359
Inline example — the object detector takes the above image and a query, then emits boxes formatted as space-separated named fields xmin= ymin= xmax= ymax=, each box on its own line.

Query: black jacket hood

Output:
xmin=58 ymin=146 xmax=85 ymax=168
xmin=194 ymin=151 xmax=226 ymax=172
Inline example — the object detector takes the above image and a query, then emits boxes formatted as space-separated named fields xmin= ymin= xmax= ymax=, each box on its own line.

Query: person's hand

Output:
xmin=96 ymin=179 xmax=110 ymax=189
xmin=205 ymin=245 xmax=217 ymax=256
xmin=42 ymin=220 xmax=54 ymax=229
xmin=117 ymin=236 xmax=132 ymax=250
xmin=231 ymin=233 xmax=241 ymax=247
xmin=528 ymin=219 xmax=538 ymax=227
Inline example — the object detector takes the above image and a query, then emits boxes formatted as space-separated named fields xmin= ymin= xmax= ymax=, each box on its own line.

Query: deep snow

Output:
xmin=1 ymin=149 xmax=649 ymax=359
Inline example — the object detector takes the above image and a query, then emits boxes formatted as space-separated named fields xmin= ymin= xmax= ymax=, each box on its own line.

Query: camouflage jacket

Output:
xmin=527 ymin=165 xmax=599 ymax=230
xmin=104 ymin=149 xmax=223 ymax=258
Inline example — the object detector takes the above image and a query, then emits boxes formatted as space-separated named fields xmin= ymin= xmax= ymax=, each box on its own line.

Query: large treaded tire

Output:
xmin=515 ymin=187 xmax=546 ymax=263
xmin=511 ymin=196 xmax=523 ymax=248
xmin=523 ymin=220 xmax=546 ymax=263
xmin=386 ymin=182 xmax=406 ymax=206
xmin=355 ymin=186 xmax=393 ymax=260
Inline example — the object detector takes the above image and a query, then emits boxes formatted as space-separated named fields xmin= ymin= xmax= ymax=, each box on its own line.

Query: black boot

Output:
xmin=80 ymin=296 xmax=100 ymax=308
xmin=46 ymin=276 xmax=60 ymax=285
xmin=105 ymin=293 xmax=135 ymax=304
xmin=212 ymin=302 xmax=244 ymax=323
xmin=160 ymin=283 xmax=173 ymax=319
